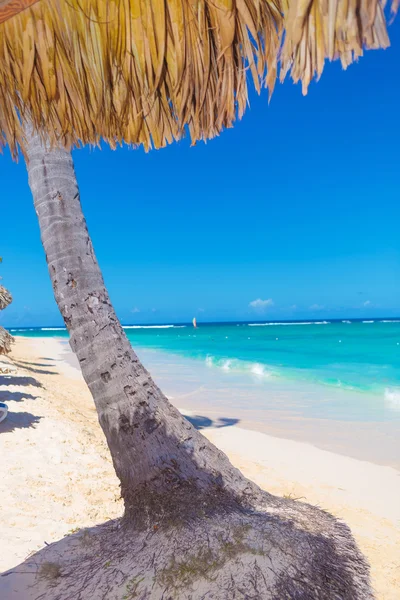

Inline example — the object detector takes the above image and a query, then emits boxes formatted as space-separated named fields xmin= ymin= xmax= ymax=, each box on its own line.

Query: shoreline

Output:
xmin=14 ymin=332 xmax=400 ymax=470
xmin=70 ymin=339 xmax=400 ymax=470
xmin=0 ymin=337 xmax=399 ymax=599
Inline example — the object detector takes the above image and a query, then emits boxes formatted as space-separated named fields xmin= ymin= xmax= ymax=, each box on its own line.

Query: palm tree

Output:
xmin=0 ymin=1 xmax=395 ymax=597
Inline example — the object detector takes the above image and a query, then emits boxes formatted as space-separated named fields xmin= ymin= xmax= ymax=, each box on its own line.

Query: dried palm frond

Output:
xmin=0 ymin=325 xmax=13 ymax=355
xmin=0 ymin=0 xmax=396 ymax=157
xmin=280 ymin=0 xmax=394 ymax=93
xmin=0 ymin=285 xmax=12 ymax=310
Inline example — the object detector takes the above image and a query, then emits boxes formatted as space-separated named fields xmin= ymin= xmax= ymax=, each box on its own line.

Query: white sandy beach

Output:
xmin=0 ymin=337 xmax=399 ymax=599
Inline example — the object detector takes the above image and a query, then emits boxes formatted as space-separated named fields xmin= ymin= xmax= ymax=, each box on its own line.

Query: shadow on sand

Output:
xmin=0 ymin=493 xmax=368 ymax=600
xmin=16 ymin=360 xmax=55 ymax=368
xmin=0 ymin=390 xmax=39 ymax=403
xmin=12 ymin=362 xmax=57 ymax=376
xmin=0 ymin=411 xmax=41 ymax=433
xmin=184 ymin=415 xmax=239 ymax=430
xmin=0 ymin=375 xmax=43 ymax=388
xmin=0 ymin=402 xmax=370 ymax=600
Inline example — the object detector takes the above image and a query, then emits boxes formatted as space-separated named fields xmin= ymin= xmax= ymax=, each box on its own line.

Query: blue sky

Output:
xmin=1 ymin=26 xmax=400 ymax=327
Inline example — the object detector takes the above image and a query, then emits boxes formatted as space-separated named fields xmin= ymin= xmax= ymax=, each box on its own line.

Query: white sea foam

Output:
xmin=385 ymin=388 xmax=400 ymax=411
xmin=205 ymin=356 xmax=213 ymax=367
xmin=41 ymin=327 xmax=66 ymax=331
xmin=205 ymin=355 xmax=275 ymax=380
xmin=249 ymin=321 xmax=330 ymax=326
xmin=123 ymin=325 xmax=186 ymax=329
xmin=362 ymin=321 xmax=374 ymax=324
xmin=250 ymin=363 xmax=271 ymax=377
xmin=221 ymin=360 xmax=232 ymax=371
xmin=342 ymin=320 xmax=352 ymax=324
xmin=380 ymin=320 xmax=400 ymax=323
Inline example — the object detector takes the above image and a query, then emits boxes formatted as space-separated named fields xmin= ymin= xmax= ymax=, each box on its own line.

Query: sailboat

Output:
xmin=192 ymin=317 xmax=197 ymax=328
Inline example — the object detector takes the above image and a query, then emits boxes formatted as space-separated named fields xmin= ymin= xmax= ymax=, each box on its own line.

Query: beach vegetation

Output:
xmin=122 ymin=576 xmax=145 ymax=599
xmin=38 ymin=561 xmax=62 ymax=582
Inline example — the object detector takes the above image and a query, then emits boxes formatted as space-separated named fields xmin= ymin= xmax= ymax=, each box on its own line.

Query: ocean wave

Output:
xmin=384 ymin=388 xmax=400 ymax=411
xmin=362 ymin=321 xmax=374 ymax=324
xmin=123 ymin=325 xmax=186 ymax=329
xmin=41 ymin=327 xmax=66 ymax=331
xmin=342 ymin=320 xmax=352 ymax=324
xmin=380 ymin=320 xmax=400 ymax=323
xmin=248 ymin=321 xmax=330 ymax=327
xmin=221 ymin=360 xmax=232 ymax=371
xmin=205 ymin=355 xmax=274 ymax=378
xmin=250 ymin=363 xmax=272 ymax=377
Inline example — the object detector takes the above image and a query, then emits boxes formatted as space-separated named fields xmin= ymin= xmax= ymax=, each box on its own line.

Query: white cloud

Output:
xmin=363 ymin=300 xmax=371 ymax=307
xmin=249 ymin=298 xmax=274 ymax=311
xmin=131 ymin=307 xmax=140 ymax=313
xmin=309 ymin=304 xmax=325 ymax=311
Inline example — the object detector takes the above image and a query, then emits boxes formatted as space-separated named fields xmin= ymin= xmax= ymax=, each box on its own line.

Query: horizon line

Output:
xmin=6 ymin=316 xmax=400 ymax=330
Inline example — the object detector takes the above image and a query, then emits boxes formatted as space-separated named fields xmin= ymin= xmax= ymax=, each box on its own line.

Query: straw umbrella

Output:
xmin=0 ymin=282 xmax=13 ymax=355
xmin=0 ymin=285 xmax=12 ymax=312
xmin=0 ymin=0 xmax=396 ymax=155
xmin=0 ymin=326 xmax=13 ymax=355
xmin=0 ymin=2 xmax=395 ymax=598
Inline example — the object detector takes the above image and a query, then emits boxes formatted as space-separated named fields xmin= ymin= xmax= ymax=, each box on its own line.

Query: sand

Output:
xmin=0 ymin=337 xmax=399 ymax=599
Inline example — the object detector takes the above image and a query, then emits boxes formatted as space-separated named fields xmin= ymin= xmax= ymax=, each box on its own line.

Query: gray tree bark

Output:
xmin=21 ymin=127 xmax=374 ymax=599
xmin=24 ymin=127 xmax=256 ymax=524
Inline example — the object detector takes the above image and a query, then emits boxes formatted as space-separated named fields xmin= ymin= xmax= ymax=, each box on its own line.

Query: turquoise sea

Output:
xmin=9 ymin=319 xmax=400 ymax=416
xmin=9 ymin=319 xmax=400 ymax=465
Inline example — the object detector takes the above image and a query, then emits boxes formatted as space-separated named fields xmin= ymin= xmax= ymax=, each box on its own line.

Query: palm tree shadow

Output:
xmin=0 ymin=499 xmax=368 ymax=600
xmin=16 ymin=360 xmax=55 ymax=368
xmin=12 ymin=362 xmax=57 ymax=376
xmin=184 ymin=415 xmax=240 ymax=430
xmin=0 ymin=411 xmax=370 ymax=600
xmin=0 ymin=375 xmax=43 ymax=388
xmin=0 ymin=391 xmax=39 ymax=403
xmin=0 ymin=411 xmax=41 ymax=433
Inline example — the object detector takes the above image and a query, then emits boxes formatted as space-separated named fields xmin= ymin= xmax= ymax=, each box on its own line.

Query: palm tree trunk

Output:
xmin=20 ymin=128 xmax=374 ymax=599
xmin=24 ymin=128 xmax=255 ymax=525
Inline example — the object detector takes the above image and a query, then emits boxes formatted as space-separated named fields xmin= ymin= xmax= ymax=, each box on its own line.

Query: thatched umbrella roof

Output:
xmin=0 ymin=0 xmax=396 ymax=157
xmin=0 ymin=285 xmax=12 ymax=311
xmin=0 ymin=284 xmax=14 ymax=354
xmin=0 ymin=325 xmax=13 ymax=355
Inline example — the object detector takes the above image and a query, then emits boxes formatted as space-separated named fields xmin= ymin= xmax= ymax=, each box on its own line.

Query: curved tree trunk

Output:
xmin=24 ymin=127 xmax=257 ymax=525
xmin=22 ymin=128 xmax=374 ymax=599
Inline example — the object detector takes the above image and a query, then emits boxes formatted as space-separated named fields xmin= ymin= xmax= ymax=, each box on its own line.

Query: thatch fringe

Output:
xmin=0 ymin=283 xmax=13 ymax=355
xmin=0 ymin=0 xmax=396 ymax=156
xmin=0 ymin=326 xmax=13 ymax=355
xmin=280 ymin=0 xmax=392 ymax=93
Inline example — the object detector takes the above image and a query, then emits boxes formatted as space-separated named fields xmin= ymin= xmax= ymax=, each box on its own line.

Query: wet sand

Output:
xmin=127 ymin=345 xmax=400 ymax=469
